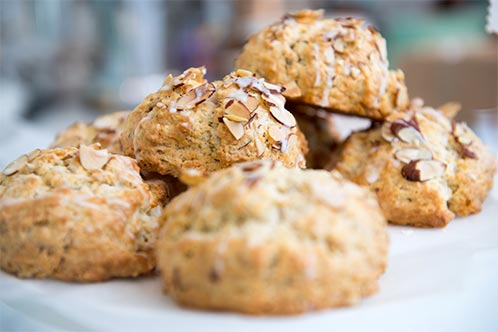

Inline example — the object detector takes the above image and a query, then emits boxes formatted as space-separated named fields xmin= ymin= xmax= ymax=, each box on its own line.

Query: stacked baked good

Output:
xmin=0 ymin=8 xmax=495 ymax=316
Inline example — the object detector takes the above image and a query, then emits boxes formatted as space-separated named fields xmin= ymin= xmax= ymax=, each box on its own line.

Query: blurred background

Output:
xmin=0 ymin=0 xmax=497 ymax=167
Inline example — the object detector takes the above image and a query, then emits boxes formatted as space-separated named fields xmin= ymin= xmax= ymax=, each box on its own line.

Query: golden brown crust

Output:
xmin=0 ymin=146 xmax=169 ymax=281
xmin=333 ymin=104 xmax=497 ymax=227
xmin=50 ymin=111 xmax=129 ymax=154
xmin=120 ymin=68 xmax=308 ymax=178
xmin=157 ymin=161 xmax=388 ymax=314
xmin=235 ymin=10 xmax=409 ymax=120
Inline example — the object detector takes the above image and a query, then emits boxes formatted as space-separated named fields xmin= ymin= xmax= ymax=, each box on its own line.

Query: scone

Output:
xmin=287 ymin=103 xmax=371 ymax=169
xmin=156 ymin=160 xmax=388 ymax=315
xmin=50 ymin=111 xmax=129 ymax=154
xmin=0 ymin=145 xmax=169 ymax=282
xmin=333 ymin=105 xmax=497 ymax=227
xmin=120 ymin=67 xmax=308 ymax=180
xmin=235 ymin=9 xmax=409 ymax=120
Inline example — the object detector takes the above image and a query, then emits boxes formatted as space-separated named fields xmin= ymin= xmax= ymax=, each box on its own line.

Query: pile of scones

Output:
xmin=0 ymin=10 xmax=496 ymax=315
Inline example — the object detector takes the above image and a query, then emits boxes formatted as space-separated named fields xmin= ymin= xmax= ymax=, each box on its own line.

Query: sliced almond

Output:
xmin=224 ymin=100 xmax=250 ymax=123
xmin=223 ymin=118 xmax=244 ymax=140
xmin=235 ymin=69 xmax=253 ymax=77
xmin=409 ymin=98 xmax=424 ymax=110
xmin=244 ymin=95 xmax=259 ymax=112
xmin=26 ymin=148 xmax=41 ymax=162
xmin=453 ymin=123 xmax=473 ymax=145
xmin=381 ymin=122 xmax=395 ymax=142
xmin=262 ymin=81 xmax=284 ymax=94
xmin=269 ymin=106 xmax=297 ymax=127
xmin=333 ymin=38 xmax=345 ymax=53
xmin=2 ymin=154 xmax=28 ymax=176
xmin=79 ymin=145 xmax=110 ymax=171
xmin=391 ymin=119 xmax=423 ymax=144
xmin=437 ymin=102 xmax=461 ymax=119
xmin=394 ymin=147 xmax=432 ymax=163
xmin=176 ymin=83 xmax=215 ymax=110
xmin=261 ymin=92 xmax=286 ymax=109
xmin=282 ymin=80 xmax=302 ymax=98
xmin=268 ymin=125 xmax=285 ymax=142
xmin=255 ymin=138 xmax=265 ymax=156
xmin=402 ymin=159 xmax=446 ymax=182
xmin=285 ymin=134 xmax=297 ymax=153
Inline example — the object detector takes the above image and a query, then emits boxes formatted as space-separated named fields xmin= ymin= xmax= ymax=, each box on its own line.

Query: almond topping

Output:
xmin=333 ymin=38 xmax=345 ymax=53
xmin=394 ymin=147 xmax=432 ymax=163
xmin=224 ymin=100 xmax=250 ymax=122
xmin=261 ymin=92 xmax=286 ymax=109
xmin=235 ymin=69 xmax=253 ymax=77
xmin=438 ymin=102 xmax=461 ymax=119
xmin=2 ymin=154 xmax=28 ymax=176
xmin=223 ymin=118 xmax=244 ymax=140
xmin=381 ymin=122 xmax=395 ymax=142
xmin=453 ymin=123 xmax=473 ymax=145
xmin=26 ymin=148 xmax=41 ymax=162
xmin=269 ymin=106 xmax=296 ymax=127
xmin=391 ymin=119 xmax=423 ymax=143
xmin=255 ymin=138 xmax=265 ymax=156
xmin=79 ymin=145 xmax=110 ymax=171
xmin=351 ymin=66 xmax=361 ymax=78
xmin=282 ymin=80 xmax=302 ymax=98
xmin=176 ymin=83 xmax=215 ymax=110
xmin=402 ymin=159 xmax=446 ymax=182
xmin=244 ymin=95 xmax=259 ymax=112
xmin=268 ymin=125 xmax=286 ymax=142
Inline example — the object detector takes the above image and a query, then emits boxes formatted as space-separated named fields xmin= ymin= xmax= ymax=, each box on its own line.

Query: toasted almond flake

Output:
xmin=286 ymin=134 xmax=297 ymax=153
xmin=2 ymin=154 xmax=28 ymax=176
xmin=255 ymin=138 xmax=265 ymax=156
xmin=454 ymin=123 xmax=473 ymax=145
xmin=235 ymin=69 xmax=253 ymax=77
xmin=333 ymin=38 xmax=345 ymax=52
xmin=79 ymin=145 xmax=110 ymax=171
xmin=223 ymin=118 xmax=244 ymax=140
xmin=224 ymin=100 xmax=250 ymax=122
xmin=268 ymin=125 xmax=285 ymax=142
xmin=438 ymin=102 xmax=461 ymax=119
xmin=409 ymin=98 xmax=424 ymax=110
xmin=176 ymin=83 xmax=215 ymax=110
xmin=381 ymin=122 xmax=395 ymax=142
xmin=261 ymin=92 xmax=286 ymax=109
xmin=244 ymin=95 xmax=259 ymax=112
xmin=282 ymin=80 xmax=302 ymax=98
xmin=262 ymin=81 xmax=284 ymax=94
xmin=365 ymin=167 xmax=380 ymax=184
xmin=159 ymin=74 xmax=174 ymax=91
xmin=402 ymin=159 xmax=446 ymax=182
xmin=26 ymin=148 xmax=41 ymax=162
xmin=156 ymin=102 xmax=166 ymax=108
xmin=269 ymin=106 xmax=296 ymax=127
xmin=322 ymin=29 xmax=339 ymax=41
xmin=324 ymin=47 xmax=335 ymax=64
xmin=397 ymin=126 xmax=423 ymax=144
xmin=394 ymin=147 xmax=432 ymax=163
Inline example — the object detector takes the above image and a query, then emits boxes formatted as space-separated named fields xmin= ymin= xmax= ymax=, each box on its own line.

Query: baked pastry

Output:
xmin=287 ymin=103 xmax=371 ymax=169
xmin=0 ymin=145 xmax=169 ymax=281
xmin=50 ymin=111 xmax=129 ymax=154
xmin=156 ymin=160 xmax=388 ymax=315
xmin=235 ymin=9 xmax=409 ymax=120
xmin=333 ymin=104 xmax=497 ymax=227
xmin=120 ymin=67 xmax=308 ymax=180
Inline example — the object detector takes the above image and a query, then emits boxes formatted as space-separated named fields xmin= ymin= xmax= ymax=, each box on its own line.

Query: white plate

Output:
xmin=1 ymin=183 xmax=497 ymax=332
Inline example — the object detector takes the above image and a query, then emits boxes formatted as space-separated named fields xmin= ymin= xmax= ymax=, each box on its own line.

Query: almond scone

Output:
xmin=120 ymin=67 xmax=308 ymax=182
xmin=333 ymin=103 xmax=497 ymax=227
xmin=0 ymin=145 xmax=169 ymax=281
xmin=235 ymin=9 xmax=409 ymax=120
xmin=50 ymin=111 xmax=129 ymax=154
xmin=157 ymin=160 xmax=388 ymax=315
